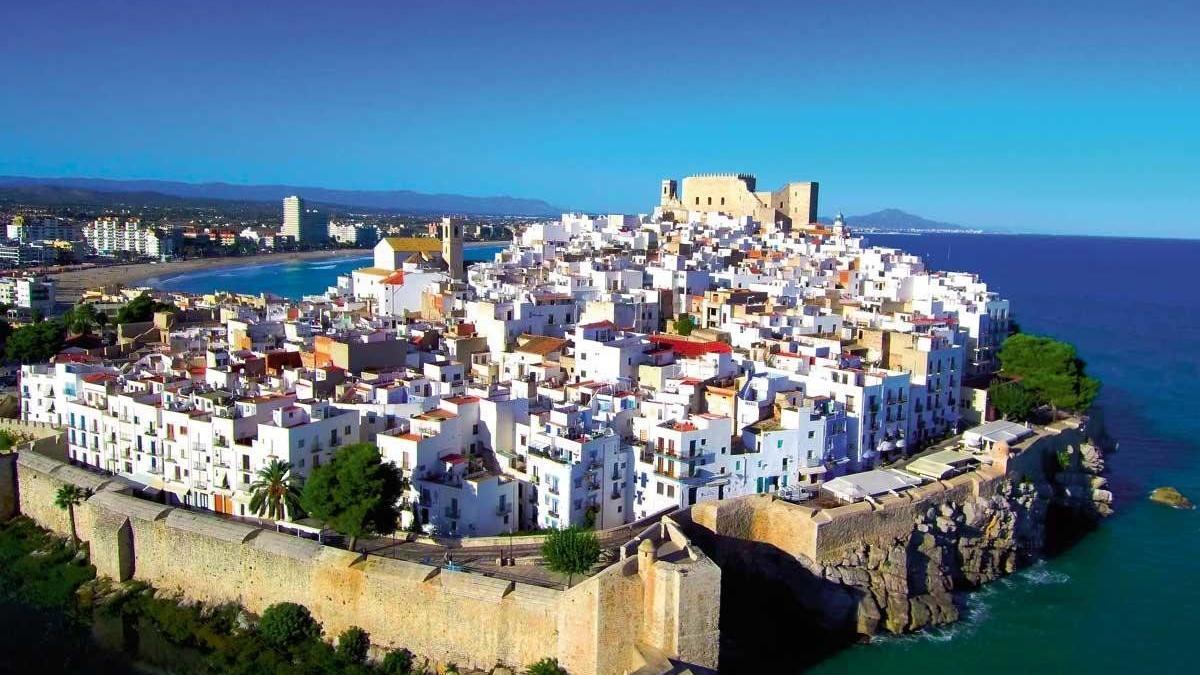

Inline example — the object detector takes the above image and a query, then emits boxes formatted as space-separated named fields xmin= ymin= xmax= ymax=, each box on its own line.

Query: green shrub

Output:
xmin=0 ymin=517 xmax=95 ymax=610
xmin=526 ymin=657 xmax=569 ymax=675
xmin=258 ymin=602 xmax=322 ymax=648
xmin=380 ymin=647 xmax=414 ymax=674
xmin=336 ymin=625 xmax=370 ymax=664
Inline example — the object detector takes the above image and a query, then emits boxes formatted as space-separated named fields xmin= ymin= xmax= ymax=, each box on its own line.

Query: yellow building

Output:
xmin=660 ymin=173 xmax=819 ymax=231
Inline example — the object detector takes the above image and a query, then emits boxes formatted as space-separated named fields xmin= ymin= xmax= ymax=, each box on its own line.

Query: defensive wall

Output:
xmin=685 ymin=417 xmax=1090 ymax=564
xmin=0 ymin=436 xmax=720 ymax=675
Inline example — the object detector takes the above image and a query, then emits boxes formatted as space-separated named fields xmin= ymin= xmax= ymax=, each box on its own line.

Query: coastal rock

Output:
xmin=1149 ymin=487 xmax=1195 ymax=510
xmin=1080 ymin=443 xmax=1105 ymax=474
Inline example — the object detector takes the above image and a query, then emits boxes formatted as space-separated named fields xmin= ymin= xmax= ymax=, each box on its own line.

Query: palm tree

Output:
xmin=54 ymin=484 xmax=92 ymax=551
xmin=249 ymin=459 xmax=305 ymax=522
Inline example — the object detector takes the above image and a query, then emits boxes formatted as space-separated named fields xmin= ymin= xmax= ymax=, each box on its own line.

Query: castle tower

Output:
xmin=660 ymin=179 xmax=678 ymax=206
xmin=441 ymin=217 xmax=464 ymax=281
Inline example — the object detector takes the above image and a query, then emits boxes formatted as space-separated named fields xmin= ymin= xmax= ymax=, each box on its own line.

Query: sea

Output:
xmin=149 ymin=245 xmax=506 ymax=298
xmin=15 ymin=234 xmax=1200 ymax=672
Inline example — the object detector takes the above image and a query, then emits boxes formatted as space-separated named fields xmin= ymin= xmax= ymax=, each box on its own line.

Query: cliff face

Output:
xmin=811 ymin=477 xmax=1048 ymax=634
xmin=807 ymin=436 xmax=1112 ymax=635
xmin=682 ymin=416 xmax=1112 ymax=670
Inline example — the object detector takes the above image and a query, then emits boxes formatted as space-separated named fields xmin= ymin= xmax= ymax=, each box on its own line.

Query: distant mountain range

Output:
xmin=0 ymin=176 xmax=562 ymax=216
xmin=823 ymin=208 xmax=975 ymax=232
xmin=0 ymin=176 xmax=979 ymax=231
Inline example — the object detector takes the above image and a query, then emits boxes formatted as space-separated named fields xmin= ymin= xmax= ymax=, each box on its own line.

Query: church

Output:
xmin=350 ymin=217 xmax=464 ymax=316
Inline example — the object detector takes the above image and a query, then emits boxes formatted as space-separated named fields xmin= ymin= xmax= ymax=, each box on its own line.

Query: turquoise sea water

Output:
xmin=40 ymin=235 xmax=1200 ymax=672
xmin=149 ymin=245 xmax=505 ymax=298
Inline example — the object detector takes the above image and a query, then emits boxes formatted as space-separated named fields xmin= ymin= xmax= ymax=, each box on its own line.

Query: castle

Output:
xmin=659 ymin=173 xmax=819 ymax=231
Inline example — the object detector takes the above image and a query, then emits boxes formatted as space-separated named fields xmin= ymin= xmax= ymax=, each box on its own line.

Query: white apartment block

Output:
xmin=84 ymin=216 xmax=174 ymax=258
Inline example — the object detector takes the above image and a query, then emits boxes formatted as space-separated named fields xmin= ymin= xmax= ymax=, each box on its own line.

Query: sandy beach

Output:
xmin=46 ymin=240 xmax=510 ymax=302
xmin=48 ymin=249 xmax=371 ymax=302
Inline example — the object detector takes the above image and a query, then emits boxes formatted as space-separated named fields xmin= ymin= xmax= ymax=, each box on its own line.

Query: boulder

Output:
xmin=1149 ymin=487 xmax=1195 ymax=510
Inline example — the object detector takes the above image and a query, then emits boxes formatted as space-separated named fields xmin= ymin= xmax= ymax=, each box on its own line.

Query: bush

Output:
xmin=526 ymin=657 xmax=569 ymax=675
xmin=258 ymin=602 xmax=322 ymax=648
xmin=336 ymin=625 xmax=370 ymax=664
xmin=380 ymin=647 xmax=414 ymax=674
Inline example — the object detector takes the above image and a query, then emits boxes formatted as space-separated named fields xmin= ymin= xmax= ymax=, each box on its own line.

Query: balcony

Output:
xmin=444 ymin=506 xmax=461 ymax=520
xmin=528 ymin=444 xmax=569 ymax=465
xmin=420 ymin=471 xmax=463 ymax=488
xmin=496 ymin=503 xmax=512 ymax=516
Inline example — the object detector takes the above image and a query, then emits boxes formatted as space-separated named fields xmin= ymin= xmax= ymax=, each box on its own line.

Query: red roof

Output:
xmin=382 ymin=271 xmax=406 ymax=286
xmin=580 ymin=319 xmax=615 ymax=329
xmin=649 ymin=334 xmax=732 ymax=358
xmin=440 ymin=453 xmax=467 ymax=465
xmin=82 ymin=373 xmax=115 ymax=384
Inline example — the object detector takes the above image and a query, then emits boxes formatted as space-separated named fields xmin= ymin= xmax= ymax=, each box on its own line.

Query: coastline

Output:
xmin=49 ymin=248 xmax=372 ymax=302
xmin=48 ymin=240 xmax=510 ymax=302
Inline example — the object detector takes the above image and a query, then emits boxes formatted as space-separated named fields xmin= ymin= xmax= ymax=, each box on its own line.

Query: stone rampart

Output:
xmin=5 ymin=448 xmax=720 ymax=675
xmin=691 ymin=420 xmax=1090 ymax=565
xmin=0 ymin=453 xmax=16 ymax=520
xmin=681 ymin=416 xmax=1103 ymax=669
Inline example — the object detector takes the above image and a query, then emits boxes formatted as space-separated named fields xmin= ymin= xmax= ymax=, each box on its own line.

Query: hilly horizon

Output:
xmin=0 ymin=176 xmax=984 ymax=231
xmin=0 ymin=175 xmax=563 ymax=216
xmin=821 ymin=208 xmax=974 ymax=232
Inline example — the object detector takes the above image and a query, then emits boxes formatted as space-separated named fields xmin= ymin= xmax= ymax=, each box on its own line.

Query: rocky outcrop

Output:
xmin=685 ymin=415 xmax=1114 ymax=660
xmin=803 ymin=477 xmax=1048 ymax=634
xmin=1149 ymin=487 xmax=1194 ymax=510
xmin=1053 ymin=442 xmax=1114 ymax=518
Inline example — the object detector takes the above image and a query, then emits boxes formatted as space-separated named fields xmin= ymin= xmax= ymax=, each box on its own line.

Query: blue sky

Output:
xmin=2 ymin=0 xmax=1197 ymax=237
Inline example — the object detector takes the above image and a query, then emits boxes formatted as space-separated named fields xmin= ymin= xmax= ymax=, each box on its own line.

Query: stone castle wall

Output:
xmin=681 ymin=416 xmax=1103 ymax=655
xmin=2 ymin=444 xmax=720 ymax=675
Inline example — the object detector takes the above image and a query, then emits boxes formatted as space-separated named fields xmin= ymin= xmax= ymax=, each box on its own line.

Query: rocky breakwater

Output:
xmin=680 ymin=415 xmax=1112 ymax=669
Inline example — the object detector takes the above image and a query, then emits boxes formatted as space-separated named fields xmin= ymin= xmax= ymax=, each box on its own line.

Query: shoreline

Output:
xmin=49 ymin=249 xmax=370 ymax=302
xmin=49 ymin=240 xmax=511 ymax=302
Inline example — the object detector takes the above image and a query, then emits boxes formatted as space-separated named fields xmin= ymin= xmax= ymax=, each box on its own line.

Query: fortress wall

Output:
xmin=688 ymin=420 xmax=1095 ymax=568
xmin=9 ymin=448 xmax=720 ymax=674
xmin=690 ymin=494 xmax=821 ymax=560
xmin=810 ymin=476 xmax=980 ymax=562
xmin=0 ymin=454 xmax=16 ymax=520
